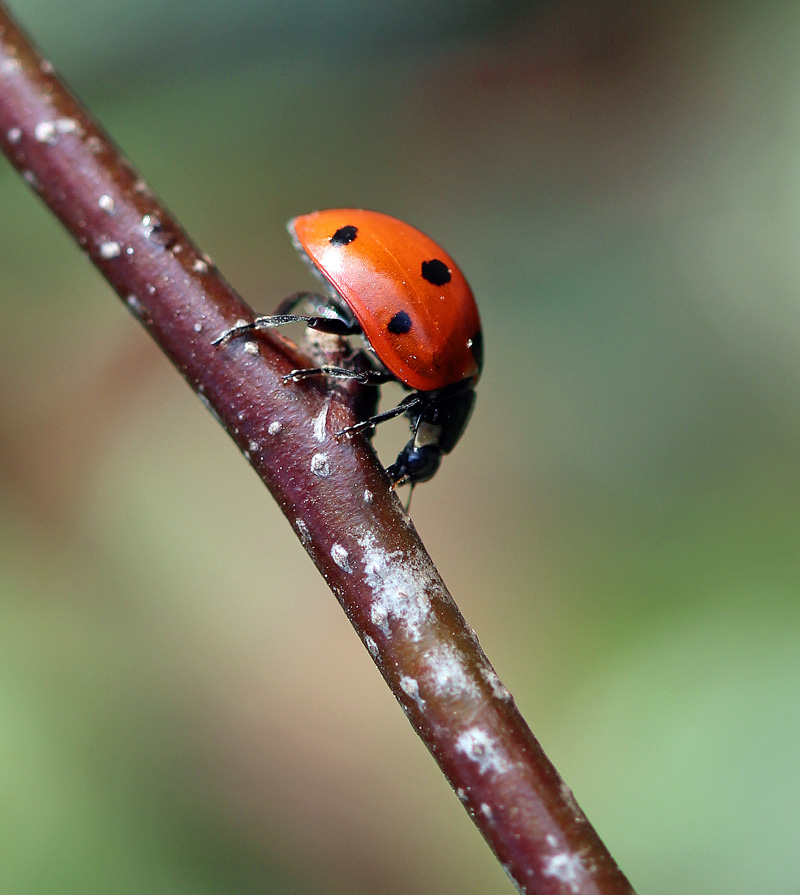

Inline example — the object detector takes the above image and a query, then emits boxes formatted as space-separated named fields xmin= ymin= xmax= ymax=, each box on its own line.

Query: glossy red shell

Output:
xmin=289 ymin=209 xmax=482 ymax=392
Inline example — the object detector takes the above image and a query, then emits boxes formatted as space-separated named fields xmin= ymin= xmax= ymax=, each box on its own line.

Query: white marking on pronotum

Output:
xmin=330 ymin=543 xmax=351 ymax=573
xmin=455 ymin=727 xmax=510 ymax=776
xmin=310 ymin=453 xmax=331 ymax=477
xmin=357 ymin=529 xmax=435 ymax=641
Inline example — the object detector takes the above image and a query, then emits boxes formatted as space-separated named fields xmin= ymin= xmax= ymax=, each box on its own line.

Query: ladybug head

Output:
xmin=386 ymin=442 xmax=441 ymax=487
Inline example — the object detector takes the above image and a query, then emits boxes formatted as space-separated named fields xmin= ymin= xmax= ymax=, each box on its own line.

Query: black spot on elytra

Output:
xmin=469 ymin=330 xmax=483 ymax=371
xmin=387 ymin=310 xmax=413 ymax=334
xmin=421 ymin=258 xmax=451 ymax=286
xmin=330 ymin=225 xmax=358 ymax=246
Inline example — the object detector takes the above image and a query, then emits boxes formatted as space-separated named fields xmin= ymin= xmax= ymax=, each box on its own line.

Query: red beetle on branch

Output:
xmin=216 ymin=209 xmax=483 ymax=488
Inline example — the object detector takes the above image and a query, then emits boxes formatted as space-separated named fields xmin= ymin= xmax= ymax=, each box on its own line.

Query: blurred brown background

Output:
xmin=1 ymin=1 xmax=799 ymax=893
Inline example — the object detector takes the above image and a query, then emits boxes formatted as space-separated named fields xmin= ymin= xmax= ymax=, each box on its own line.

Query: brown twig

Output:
xmin=0 ymin=7 xmax=636 ymax=894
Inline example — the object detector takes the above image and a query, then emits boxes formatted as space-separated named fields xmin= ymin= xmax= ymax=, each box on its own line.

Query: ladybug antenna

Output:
xmin=403 ymin=482 xmax=416 ymax=513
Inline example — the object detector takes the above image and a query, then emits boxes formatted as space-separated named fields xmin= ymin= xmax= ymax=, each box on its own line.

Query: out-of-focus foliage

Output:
xmin=1 ymin=2 xmax=799 ymax=893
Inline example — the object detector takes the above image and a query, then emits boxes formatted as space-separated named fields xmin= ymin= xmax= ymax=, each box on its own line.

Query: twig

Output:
xmin=0 ymin=7 xmax=636 ymax=894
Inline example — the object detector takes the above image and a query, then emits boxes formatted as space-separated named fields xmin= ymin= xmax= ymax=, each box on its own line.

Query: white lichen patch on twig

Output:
xmin=455 ymin=727 xmax=510 ymax=776
xmin=357 ymin=529 xmax=443 ymax=642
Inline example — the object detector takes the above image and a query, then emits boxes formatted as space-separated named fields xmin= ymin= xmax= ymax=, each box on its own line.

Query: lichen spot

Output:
xmin=358 ymin=531 xmax=433 ymax=642
xmin=481 ymin=665 xmax=512 ymax=701
xmin=34 ymin=117 xmax=78 ymax=145
xmin=364 ymin=636 xmax=379 ymax=658
xmin=310 ymin=452 xmax=331 ymax=477
xmin=455 ymin=727 xmax=510 ymax=776
xmin=1 ymin=58 xmax=21 ymax=75
xmin=370 ymin=602 xmax=390 ymax=637
xmin=99 ymin=240 xmax=121 ymax=259
xmin=34 ymin=120 xmax=57 ymax=144
xmin=542 ymin=852 xmax=585 ymax=893
xmin=312 ymin=404 xmax=329 ymax=442
xmin=98 ymin=194 xmax=116 ymax=215
xmin=330 ymin=543 xmax=351 ymax=573
xmin=268 ymin=421 xmax=283 ymax=436
xmin=421 ymin=258 xmax=451 ymax=286
xmin=399 ymin=675 xmax=421 ymax=704
xmin=243 ymin=341 xmax=259 ymax=356
xmin=330 ymin=224 xmax=357 ymax=246
xmin=125 ymin=294 xmax=145 ymax=319
xmin=54 ymin=118 xmax=79 ymax=137
xmin=7 ymin=127 xmax=22 ymax=144
xmin=423 ymin=643 xmax=478 ymax=700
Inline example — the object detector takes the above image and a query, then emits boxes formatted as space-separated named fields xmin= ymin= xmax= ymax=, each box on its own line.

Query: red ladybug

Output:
xmin=215 ymin=209 xmax=482 ymax=487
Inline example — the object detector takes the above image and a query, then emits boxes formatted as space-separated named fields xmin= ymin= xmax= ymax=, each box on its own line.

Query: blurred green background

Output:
xmin=2 ymin=1 xmax=799 ymax=892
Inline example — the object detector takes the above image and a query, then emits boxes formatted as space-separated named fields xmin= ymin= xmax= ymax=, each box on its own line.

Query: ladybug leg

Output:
xmin=213 ymin=293 xmax=361 ymax=346
xmin=213 ymin=312 xmax=358 ymax=346
xmin=336 ymin=394 xmax=422 ymax=438
xmin=283 ymin=366 xmax=393 ymax=385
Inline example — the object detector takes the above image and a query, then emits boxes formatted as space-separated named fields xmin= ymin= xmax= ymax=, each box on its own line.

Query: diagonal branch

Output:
xmin=0 ymin=7 xmax=635 ymax=894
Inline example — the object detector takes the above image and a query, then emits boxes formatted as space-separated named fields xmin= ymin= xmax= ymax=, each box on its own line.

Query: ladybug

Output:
xmin=214 ymin=209 xmax=482 ymax=487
